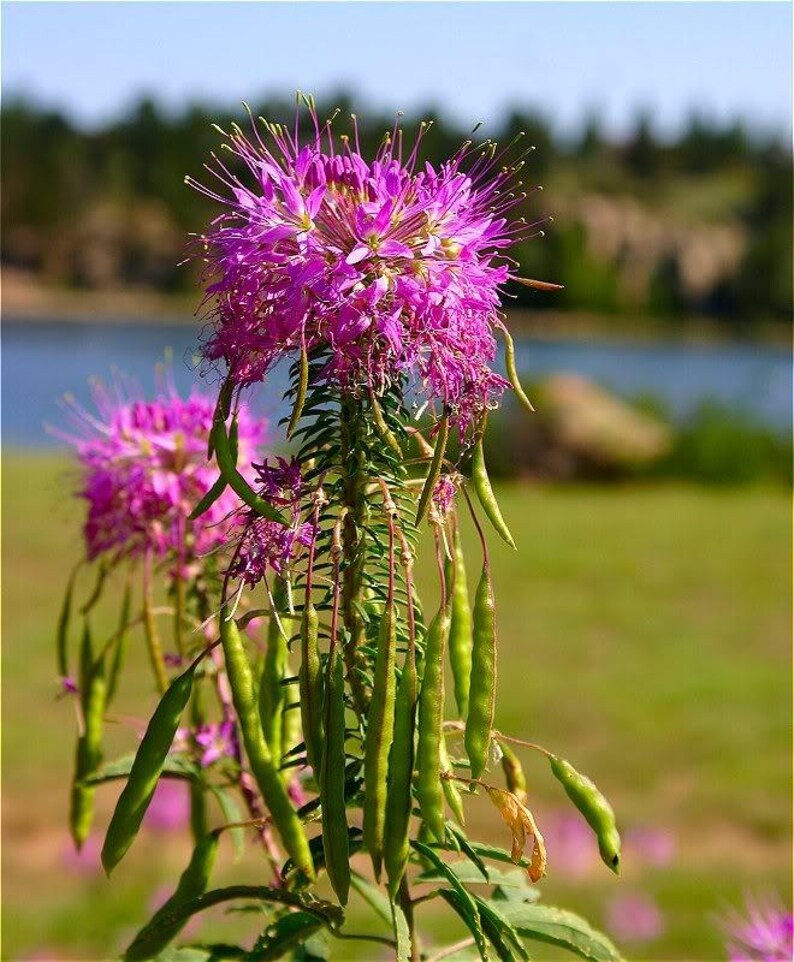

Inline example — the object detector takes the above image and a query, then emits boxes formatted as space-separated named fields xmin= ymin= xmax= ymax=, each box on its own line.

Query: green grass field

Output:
xmin=2 ymin=454 xmax=790 ymax=961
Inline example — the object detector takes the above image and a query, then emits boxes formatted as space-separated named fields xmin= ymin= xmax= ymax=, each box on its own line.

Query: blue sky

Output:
xmin=2 ymin=2 xmax=792 ymax=138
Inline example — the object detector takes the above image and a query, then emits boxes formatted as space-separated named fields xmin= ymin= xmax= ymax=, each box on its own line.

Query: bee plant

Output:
xmin=58 ymin=99 xmax=624 ymax=962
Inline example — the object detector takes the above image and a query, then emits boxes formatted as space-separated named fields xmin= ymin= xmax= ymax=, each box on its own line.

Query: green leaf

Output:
xmin=209 ymin=786 xmax=245 ymax=863
xmin=438 ymin=889 xmax=490 ymax=962
xmin=473 ymin=895 xmax=530 ymax=962
xmin=350 ymin=872 xmax=392 ymax=925
xmin=56 ymin=562 xmax=81 ymax=678
xmin=130 ymin=887 xmax=343 ymax=953
xmin=153 ymin=945 xmax=245 ymax=961
xmin=447 ymin=822 xmax=489 ymax=880
xmin=415 ymin=863 xmax=539 ymax=895
xmin=391 ymin=900 xmax=411 ymax=962
xmin=106 ymin=581 xmax=132 ymax=706
xmin=488 ymin=904 xmax=623 ymax=962
xmin=431 ymin=840 xmax=531 ymax=872
xmin=413 ymin=841 xmax=486 ymax=959
xmin=247 ymin=911 xmax=324 ymax=961
xmin=84 ymin=754 xmax=199 ymax=785
xmin=292 ymin=930 xmax=331 ymax=961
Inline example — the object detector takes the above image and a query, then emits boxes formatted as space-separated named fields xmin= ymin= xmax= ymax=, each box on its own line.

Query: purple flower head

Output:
xmin=605 ymin=892 xmax=665 ymax=944
xmin=189 ymin=104 xmax=539 ymax=430
xmin=58 ymin=373 xmax=265 ymax=565
xmin=194 ymin=719 xmax=238 ymax=767
xmin=229 ymin=457 xmax=315 ymax=586
xmin=721 ymin=895 xmax=794 ymax=962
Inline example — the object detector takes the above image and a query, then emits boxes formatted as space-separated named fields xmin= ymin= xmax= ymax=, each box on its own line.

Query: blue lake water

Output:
xmin=2 ymin=317 xmax=791 ymax=447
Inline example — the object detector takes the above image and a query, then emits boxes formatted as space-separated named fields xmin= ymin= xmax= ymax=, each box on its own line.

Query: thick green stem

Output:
xmin=339 ymin=396 xmax=371 ymax=718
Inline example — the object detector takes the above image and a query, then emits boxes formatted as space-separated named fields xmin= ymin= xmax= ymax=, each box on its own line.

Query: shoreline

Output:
xmin=1 ymin=282 xmax=790 ymax=349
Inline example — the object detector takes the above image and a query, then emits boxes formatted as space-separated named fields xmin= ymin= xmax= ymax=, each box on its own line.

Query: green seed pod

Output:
xmin=383 ymin=646 xmax=418 ymax=896
xmin=416 ymin=605 xmax=451 ymax=843
xmin=298 ymin=601 xmax=323 ymax=774
xmin=499 ymin=743 xmax=527 ymax=803
xmin=363 ymin=600 xmax=398 ymax=878
xmin=320 ymin=643 xmax=350 ymax=905
xmin=549 ymin=755 xmax=621 ymax=874
xmin=464 ymin=563 xmax=497 ymax=780
xmin=259 ymin=575 xmax=289 ymax=767
xmin=220 ymin=616 xmax=315 ymax=880
xmin=287 ymin=339 xmax=309 ymax=438
xmin=189 ymin=417 xmax=239 ymax=520
xmin=471 ymin=437 xmax=516 ymax=549
xmin=213 ymin=419 xmax=286 ymax=525
xmin=415 ymin=414 xmax=449 ymax=526
xmin=500 ymin=324 xmax=535 ymax=415
xmin=102 ymin=667 xmax=194 ymax=875
xmin=123 ymin=829 xmax=220 ymax=961
xmin=439 ymin=734 xmax=466 ymax=827
xmin=106 ymin=581 xmax=131 ymax=707
xmin=70 ymin=623 xmax=106 ymax=850
xmin=446 ymin=529 xmax=473 ymax=719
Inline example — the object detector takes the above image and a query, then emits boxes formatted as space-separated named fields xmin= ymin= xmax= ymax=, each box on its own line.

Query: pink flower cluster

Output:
xmin=229 ymin=457 xmax=315 ymax=585
xmin=190 ymin=107 xmax=535 ymax=428
xmin=60 ymin=377 xmax=264 ymax=564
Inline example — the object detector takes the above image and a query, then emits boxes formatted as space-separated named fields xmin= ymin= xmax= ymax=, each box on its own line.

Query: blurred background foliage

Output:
xmin=2 ymin=93 xmax=792 ymax=325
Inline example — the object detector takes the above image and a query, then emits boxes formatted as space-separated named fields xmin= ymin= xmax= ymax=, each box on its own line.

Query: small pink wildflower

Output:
xmin=605 ymin=892 xmax=665 ymax=943
xmin=143 ymin=779 xmax=190 ymax=832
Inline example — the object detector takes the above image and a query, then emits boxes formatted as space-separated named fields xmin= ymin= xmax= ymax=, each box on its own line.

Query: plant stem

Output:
xmin=399 ymin=877 xmax=420 ymax=962
xmin=339 ymin=395 xmax=370 ymax=718
xmin=142 ymin=549 xmax=169 ymax=693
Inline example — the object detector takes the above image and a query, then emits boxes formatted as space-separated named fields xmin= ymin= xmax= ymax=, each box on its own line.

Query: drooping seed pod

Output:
xmin=383 ymin=643 xmax=418 ymax=896
xmin=440 ymin=734 xmax=466 ymax=827
xmin=416 ymin=604 xmax=451 ymax=843
xmin=320 ymin=641 xmax=350 ymax=904
xmin=471 ymin=436 xmax=516 ymax=549
xmin=464 ymin=561 xmax=497 ymax=779
xmin=70 ymin=621 xmax=106 ymax=850
xmin=298 ymin=600 xmax=323 ymax=774
xmin=415 ymin=413 xmax=449 ymax=526
xmin=549 ymin=755 xmax=621 ymax=874
xmin=446 ymin=527 xmax=473 ymax=719
xmin=102 ymin=666 xmax=194 ymax=874
xmin=362 ymin=596 xmax=397 ymax=879
xmin=219 ymin=616 xmax=315 ymax=880
xmin=259 ymin=575 xmax=289 ymax=768
xmin=500 ymin=743 xmax=528 ymax=804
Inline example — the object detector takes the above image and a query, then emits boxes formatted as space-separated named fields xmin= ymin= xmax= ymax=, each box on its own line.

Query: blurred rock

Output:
xmin=486 ymin=373 xmax=673 ymax=480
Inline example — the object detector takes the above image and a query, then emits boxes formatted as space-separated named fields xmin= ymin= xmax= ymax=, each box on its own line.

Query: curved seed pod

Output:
xmin=416 ymin=605 xmax=451 ymax=843
xmin=287 ymin=338 xmax=309 ymax=438
xmin=362 ymin=600 xmax=397 ymax=878
xmin=259 ymin=575 xmax=289 ymax=768
xmin=320 ymin=643 xmax=350 ymax=905
xmin=298 ymin=601 xmax=323 ymax=774
xmin=383 ymin=646 xmax=418 ymax=896
xmin=464 ymin=562 xmax=497 ymax=780
xmin=549 ymin=755 xmax=621 ymax=874
xmin=56 ymin=562 xmax=81 ymax=679
xmin=189 ymin=417 xmax=239 ymax=520
xmin=102 ymin=667 xmax=194 ymax=874
xmin=471 ymin=437 xmax=516 ymax=549
xmin=369 ymin=389 xmax=402 ymax=457
xmin=439 ymin=734 xmax=466 ymax=827
xmin=70 ymin=623 xmax=106 ymax=850
xmin=220 ymin=616 xmax=315 ymax=880
xmin=106 ymin=582 xmax=131 ymax=707
xmin=213 ymin=419 xmax=286 ymax=525
xmin=446 ymin=528 xmax=473 ymax=718
xmin=415 ymin=413 xmax=449 ymax=526
xmin=500 ymin=743 xmax=528 ymax=804
xmin=124 ymin=829 xmax=220 ymax=961
xmin=499 ymin=323 xmax=535 ymax=414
